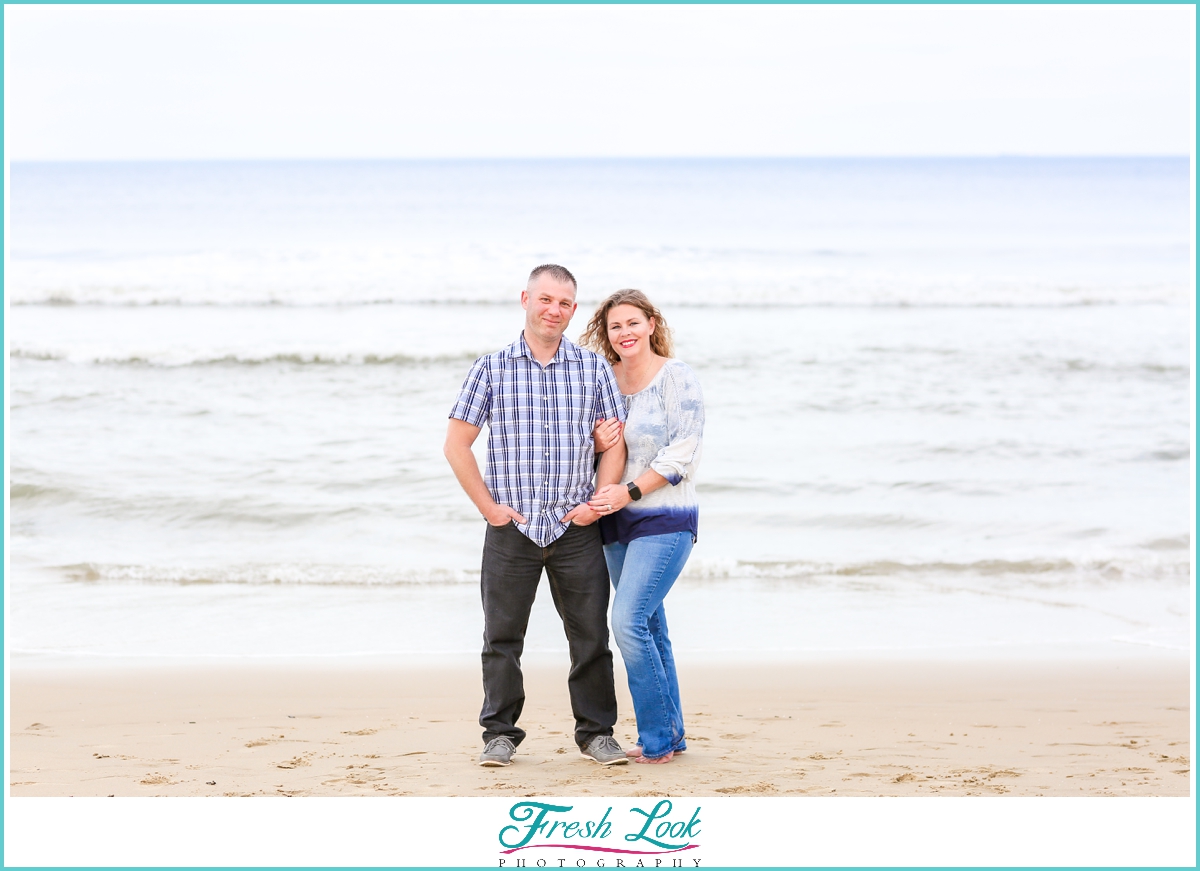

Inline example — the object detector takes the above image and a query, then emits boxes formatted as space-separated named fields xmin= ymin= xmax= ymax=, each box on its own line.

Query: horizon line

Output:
xmin=8 ymin=153 xmax=1191 ymax=164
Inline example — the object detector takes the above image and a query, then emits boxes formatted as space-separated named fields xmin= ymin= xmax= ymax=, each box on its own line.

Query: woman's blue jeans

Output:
xmin=604 ymin=531 xmax=693 ymax=759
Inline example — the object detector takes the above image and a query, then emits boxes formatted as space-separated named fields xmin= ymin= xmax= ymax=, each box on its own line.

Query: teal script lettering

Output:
xmin=500 ymin=802 xmax=614 ymax=849
xmin=625 ymin=800 xmax=701 ymax=850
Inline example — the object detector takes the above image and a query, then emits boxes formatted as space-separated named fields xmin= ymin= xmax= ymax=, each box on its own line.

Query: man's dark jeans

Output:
xmin=480 ymin=520 xmax=617 ymax=750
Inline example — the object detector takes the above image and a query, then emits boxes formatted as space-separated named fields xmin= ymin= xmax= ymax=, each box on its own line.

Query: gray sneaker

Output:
xmin=580 ymin=735 xmax=629 ymax=765
xmin=479 ymin=736 xmax=516 ymax=767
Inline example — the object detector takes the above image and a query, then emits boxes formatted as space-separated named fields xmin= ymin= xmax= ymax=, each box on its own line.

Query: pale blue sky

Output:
xmin=4 ymin=4 xmax=1195 ymax=160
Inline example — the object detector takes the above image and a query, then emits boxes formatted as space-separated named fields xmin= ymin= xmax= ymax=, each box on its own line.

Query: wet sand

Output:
xmin=9 ymin=657 xmax=1190 ymax=797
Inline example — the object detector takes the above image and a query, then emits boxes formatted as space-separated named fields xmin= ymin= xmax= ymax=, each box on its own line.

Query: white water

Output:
xmin=7 ymin=158 xmax=1192 ymax=661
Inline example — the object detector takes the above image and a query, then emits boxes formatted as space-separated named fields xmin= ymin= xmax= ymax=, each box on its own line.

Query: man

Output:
xmin=444 ymin=264 xmax=629 ymax=767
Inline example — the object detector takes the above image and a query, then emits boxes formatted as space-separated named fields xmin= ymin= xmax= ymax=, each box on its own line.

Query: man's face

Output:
xmin=521 ymin=275 xmax=578 ymax=343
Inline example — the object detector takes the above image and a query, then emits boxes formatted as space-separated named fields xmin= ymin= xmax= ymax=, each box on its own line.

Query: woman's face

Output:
xmin=606 ymin=303 xmax=656 ymax=361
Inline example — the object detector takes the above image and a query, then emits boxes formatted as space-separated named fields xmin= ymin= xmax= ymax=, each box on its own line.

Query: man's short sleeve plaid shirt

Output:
xmin=449 ymin=333 xmax=627 ymax=546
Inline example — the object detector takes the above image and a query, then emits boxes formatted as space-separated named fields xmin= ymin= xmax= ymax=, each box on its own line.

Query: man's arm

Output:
xmin=562 ymin=431 xmax=626 ymax=526
xmin=595 ymin=436 xmax=626 ymax=487
xmin=564 ymin=358 xmax=629 ymax=526
xmin=444 ymin=418 xmax=526 ymax=526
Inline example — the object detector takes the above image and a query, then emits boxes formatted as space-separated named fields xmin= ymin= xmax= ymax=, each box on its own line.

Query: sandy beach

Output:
xmin=10 ymin=657 xmax=1189 ymax=798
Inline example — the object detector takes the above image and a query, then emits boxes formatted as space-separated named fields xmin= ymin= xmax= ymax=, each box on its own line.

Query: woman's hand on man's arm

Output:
xmin=592 ymin=417 xmax=622 ymax=453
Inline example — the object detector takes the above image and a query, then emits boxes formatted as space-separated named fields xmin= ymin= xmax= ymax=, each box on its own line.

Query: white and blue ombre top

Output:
xmin=600 ymin=358 xmax=705 ymax=545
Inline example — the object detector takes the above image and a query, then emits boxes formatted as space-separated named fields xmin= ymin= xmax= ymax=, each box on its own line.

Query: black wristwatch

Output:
xmin=626 ymin=481 xmax=643 ymax=501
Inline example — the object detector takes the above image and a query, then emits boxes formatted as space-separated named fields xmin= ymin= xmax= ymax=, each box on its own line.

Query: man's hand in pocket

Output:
xmin=561 ymin=503 xmax=602 ymax=527
xmin=485 ymin=504 xmax=526 ymax=527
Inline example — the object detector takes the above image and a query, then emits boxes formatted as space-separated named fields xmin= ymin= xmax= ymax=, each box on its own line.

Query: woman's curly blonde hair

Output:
xmin=579 ymin=289 xmax=675 ymax=366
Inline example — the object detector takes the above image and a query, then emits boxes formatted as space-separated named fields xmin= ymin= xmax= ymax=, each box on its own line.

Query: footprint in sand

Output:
xmin=716 ymin=782 xmax=778 ymax=794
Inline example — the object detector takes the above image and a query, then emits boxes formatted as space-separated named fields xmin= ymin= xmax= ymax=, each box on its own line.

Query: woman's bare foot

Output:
xmin=627 ymin=745 xmax=684 ymax=758
xmin=634 ymin=751 xmax=674 ymax=764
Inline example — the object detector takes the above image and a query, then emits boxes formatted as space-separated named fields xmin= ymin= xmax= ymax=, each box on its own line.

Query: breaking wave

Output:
xmin=57 ymin=554 xmax=1191 ymax=590
xmin=10 ymin=348 xmax=481 ymax=368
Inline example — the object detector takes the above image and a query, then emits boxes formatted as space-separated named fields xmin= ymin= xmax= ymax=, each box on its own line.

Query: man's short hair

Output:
xmin=528 ymin=264 xmax=577 ymax=292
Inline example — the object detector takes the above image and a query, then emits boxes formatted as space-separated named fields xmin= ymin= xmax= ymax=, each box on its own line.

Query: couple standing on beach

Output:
xmin=445 ymin=264 xmax=705 ymax=768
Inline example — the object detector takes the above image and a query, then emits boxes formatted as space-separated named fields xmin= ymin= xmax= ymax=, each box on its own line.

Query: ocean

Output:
xmin=7 ymin=157 xmax=1192 ymax=662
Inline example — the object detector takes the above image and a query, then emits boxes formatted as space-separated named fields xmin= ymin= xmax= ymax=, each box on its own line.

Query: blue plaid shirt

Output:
xmin=449 ymin=333 xmax=626 ymax=546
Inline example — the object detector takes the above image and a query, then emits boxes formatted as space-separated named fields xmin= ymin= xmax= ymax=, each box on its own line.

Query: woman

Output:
xmin=581 ymin=289 xmax=704 ymax=764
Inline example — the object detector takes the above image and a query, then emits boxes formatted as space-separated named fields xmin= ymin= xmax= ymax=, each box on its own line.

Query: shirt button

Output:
xmin=545 ymin=452 xmax=549 ymax=456
xmin=544 ymin=424 xmax=549 ymax=428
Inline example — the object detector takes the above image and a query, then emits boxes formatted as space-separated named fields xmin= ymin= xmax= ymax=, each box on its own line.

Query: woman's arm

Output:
xmin=590 ymin=466 xmax=669 ymax=512
xmin=595 ymin=436 xmax=627 ymax=488
xmin=648 ymin=363 xmax=704 ymax=486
